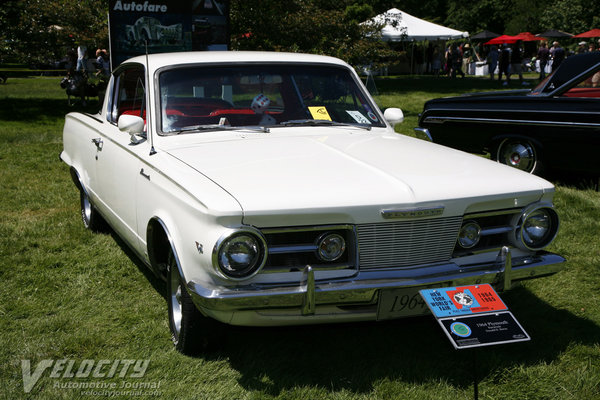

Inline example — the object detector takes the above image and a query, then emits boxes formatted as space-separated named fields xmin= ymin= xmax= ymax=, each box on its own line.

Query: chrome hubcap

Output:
xmin=498 ymin=140 xmax=536 ymax=172
xmin=81 ymin=192 xmax=92 ymax=224
xmin=169 ymin=264 xmax=182 ymax=337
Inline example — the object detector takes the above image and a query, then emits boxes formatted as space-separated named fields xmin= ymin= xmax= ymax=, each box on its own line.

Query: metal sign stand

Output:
xmin=472 ymin=349 xmax=479 ymax=400
xmin=420 ymin=284 xmax=531 ymax=400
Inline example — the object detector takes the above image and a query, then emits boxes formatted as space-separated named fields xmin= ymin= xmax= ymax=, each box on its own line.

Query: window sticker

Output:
xmin=346 ymin=110 xmax=371 ymax=124
xmin=308 ymin=106 xmax=332 ymax=121
xmin=362 ymin=103 xmax=379 ymax=122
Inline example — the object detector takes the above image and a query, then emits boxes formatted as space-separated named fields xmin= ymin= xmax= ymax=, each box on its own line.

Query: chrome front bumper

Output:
xmin=187 ymin=247 xmax=565 ymax=322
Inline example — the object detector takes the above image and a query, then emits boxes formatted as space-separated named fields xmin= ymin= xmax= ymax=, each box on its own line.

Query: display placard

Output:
xmin=419 ymin=284 xmax=507 ymax=318
xmin=438 ymin=311 xmax=530 ymax=349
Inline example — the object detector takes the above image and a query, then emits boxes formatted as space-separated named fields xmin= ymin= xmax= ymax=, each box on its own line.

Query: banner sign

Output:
xmin=419 ymin=284 xmax=507 ymax=318
xmin=109 ymin=0 xmax=229 ymax=67
xmin=438 ymin=311 xmax=530 ymax=349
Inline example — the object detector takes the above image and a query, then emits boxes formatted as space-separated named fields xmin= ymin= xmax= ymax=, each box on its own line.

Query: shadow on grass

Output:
xmin=546 ymin=171 xmax=600 ymax=191
xmin=106 ymin=227 xmax=168 ymax=300
xmin=212 ymin=286 xmax=599 ymax=395
xmin=0 ymin=98 xmax=102 ymax=122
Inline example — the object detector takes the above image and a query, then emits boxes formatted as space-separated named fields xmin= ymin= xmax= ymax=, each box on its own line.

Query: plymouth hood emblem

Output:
xmin=381 ymin=206 xmax=445 ymax=219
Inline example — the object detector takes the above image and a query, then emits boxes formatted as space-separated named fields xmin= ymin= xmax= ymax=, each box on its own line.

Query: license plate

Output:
xmin=377 ymin=287 xmax=432 ymax=320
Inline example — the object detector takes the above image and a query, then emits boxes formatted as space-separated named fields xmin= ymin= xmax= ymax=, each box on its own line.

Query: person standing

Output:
xmin=76 ymin=45 xmax=87 ymax=72
xmin=498 ymin=44 xmax=511 ymax=85
xmin=431 ymin=46 xmax=442 ymax=77
xmin=551 ymin=41 xmax=565 ymax=72
xmin=537 ymin=42 xmax=550 ymax=80
xmin=487 ymin=45 xmax=499 ymax=80
xmin=450 ymin=45 xmax=465 ymax=78
xmin=462 ymin=43 xmax=473 ymax=75
xmin=510 ymin=40 xmax=525 ymax=85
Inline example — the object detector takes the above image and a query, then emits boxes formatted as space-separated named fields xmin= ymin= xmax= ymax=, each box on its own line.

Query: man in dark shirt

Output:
xmin=511 ymin=40 xmax=525 ymax=85
xmin=498 ymin=44 xmax=511 ymax=85
xmin=551 ymin=41 xmax=565 ymax=72
xmin=537 ymin=42 xmax=550 ymax=80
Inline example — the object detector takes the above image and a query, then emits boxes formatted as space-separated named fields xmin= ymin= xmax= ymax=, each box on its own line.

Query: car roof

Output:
xmin=123 ymin=51 xmax=351 ymax=72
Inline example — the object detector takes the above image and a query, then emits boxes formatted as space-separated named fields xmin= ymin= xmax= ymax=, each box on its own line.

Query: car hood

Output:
xmin=163 ymin=129 xmax=553 ymax=225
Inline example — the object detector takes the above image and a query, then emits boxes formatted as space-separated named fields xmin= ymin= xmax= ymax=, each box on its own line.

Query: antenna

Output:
xmin=145 ymin=40 xmax=156 ymax=155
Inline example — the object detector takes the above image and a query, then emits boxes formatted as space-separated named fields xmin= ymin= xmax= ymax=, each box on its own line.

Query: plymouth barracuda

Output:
xmin=61 ymin=51 xmax=565 ymax=354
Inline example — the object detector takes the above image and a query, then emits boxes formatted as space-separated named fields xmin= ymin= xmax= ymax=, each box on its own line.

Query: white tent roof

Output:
xmin=368 ymin=8 xmax=468 ymax=41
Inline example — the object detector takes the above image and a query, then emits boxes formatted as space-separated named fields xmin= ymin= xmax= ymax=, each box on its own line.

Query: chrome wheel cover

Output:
xmin=81 ymin=191 xmax=92 ymax=226
xmin=169 ymin=262 xmax=183 ymax=338
xmin=497 ymin=139 xmax=536 ymax=173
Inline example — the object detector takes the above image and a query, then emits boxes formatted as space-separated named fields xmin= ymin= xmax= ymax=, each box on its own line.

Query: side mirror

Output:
xmin=383 ymin=108 xmax=404 ymax=127
xmin=118 ymin=114 xmax=145 ymax=144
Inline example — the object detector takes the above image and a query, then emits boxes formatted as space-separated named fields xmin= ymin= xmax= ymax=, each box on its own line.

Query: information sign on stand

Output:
xmin=419 ymin=284 xmax=530 ymax=349
xmin=420 ymin=284 xmax=530 ymax=399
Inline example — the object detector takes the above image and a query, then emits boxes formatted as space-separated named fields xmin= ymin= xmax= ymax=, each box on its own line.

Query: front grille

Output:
xmin=357 ymin=216 xmax=463 ymax=269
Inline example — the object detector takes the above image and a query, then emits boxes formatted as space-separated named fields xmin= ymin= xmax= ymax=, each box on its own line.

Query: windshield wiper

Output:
xmin=170 ymin=124 xmax=270 ymax=134
xmin=280 ymin=119 xmax=371 ymax=130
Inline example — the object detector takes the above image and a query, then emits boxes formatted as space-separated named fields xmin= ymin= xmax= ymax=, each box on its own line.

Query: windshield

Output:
xmin=158 ymin=63 xmax=385 ymax=133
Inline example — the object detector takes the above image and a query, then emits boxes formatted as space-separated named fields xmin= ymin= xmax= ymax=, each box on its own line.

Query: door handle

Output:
xmin=140 ymin=168 xmax=151 ymax=181
xmin=92 ymin=138 xmax=103 ymax=150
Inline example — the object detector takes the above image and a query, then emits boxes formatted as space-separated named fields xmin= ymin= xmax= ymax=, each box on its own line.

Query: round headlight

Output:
xmin=458 ymin=221 xmax=481 ymax=249
xmin=520 ymin=208 xmax=558 ymax=250
xmin=316 ymin=233 xmax=346 ymax=262
xmin=216 ymin=232 xmax=265 ymax=279
xmin=514 ymin=205 xmax=559 ymax=251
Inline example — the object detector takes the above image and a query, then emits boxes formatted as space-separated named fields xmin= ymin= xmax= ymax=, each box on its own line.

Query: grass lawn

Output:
xmin=0 ymin=75 xmax=599 ymax=400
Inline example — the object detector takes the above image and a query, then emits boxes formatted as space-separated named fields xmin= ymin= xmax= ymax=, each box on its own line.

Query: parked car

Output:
xmin=61 ymin=51 xmax=565 ymax=355
xmin=416 ymin=52 xmax=600 ymax=176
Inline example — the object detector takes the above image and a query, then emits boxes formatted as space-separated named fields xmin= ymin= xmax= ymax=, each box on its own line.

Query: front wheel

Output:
xmin=80 ymin=189 xmax=105 ymax=231
xmin=494 ymin=138 xmax=543 ymax=175
xmin=166 ymin=249 xmax=223 ymax=355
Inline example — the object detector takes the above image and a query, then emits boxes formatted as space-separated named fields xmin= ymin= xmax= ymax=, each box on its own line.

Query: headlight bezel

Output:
xmin=315 ymin=232 xmax=347 ymax=262
xmin=457 ymin=220 xmax=482 ymax=249
xmin=453 ymin=202 xmax=560 ymax=257
xmin=213 ymin=227 xmax=268 ymax=281
xmin=512 ymin=203 xmax=559 ymax=251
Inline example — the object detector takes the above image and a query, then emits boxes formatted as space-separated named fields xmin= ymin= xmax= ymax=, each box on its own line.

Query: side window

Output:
xmin=109 ymin=67 xmax=146 ymax=124
xmin=562 ymin=71 xmax=600 ymax=98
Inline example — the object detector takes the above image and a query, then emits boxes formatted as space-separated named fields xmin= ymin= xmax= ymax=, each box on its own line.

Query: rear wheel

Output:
xmin=166 ymin=249 xmax=223 ymax=355
xmin=494 ymin=138 xmax=542 ymax=175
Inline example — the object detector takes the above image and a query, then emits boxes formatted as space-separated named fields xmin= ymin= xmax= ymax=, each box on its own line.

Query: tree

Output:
xmin=0 ymin=0 xmax=109 ymax=64
xmin=445 ymin=0 xmax=514 ymax=35
xmin=539 ymin=0 xmax=600 ymax=34
xmin=229 ymin=0 xmax=396 ymax=68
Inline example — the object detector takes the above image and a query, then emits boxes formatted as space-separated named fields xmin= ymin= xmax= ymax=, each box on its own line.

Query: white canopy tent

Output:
xmin=363 ymin=8 xmax=468 ymax=74
xmin=368 ymin=8 xmax=468 ymax=42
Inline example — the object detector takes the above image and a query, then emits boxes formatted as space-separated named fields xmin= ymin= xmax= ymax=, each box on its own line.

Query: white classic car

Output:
xmin=61 ymin=51 xmax=565 ymax=354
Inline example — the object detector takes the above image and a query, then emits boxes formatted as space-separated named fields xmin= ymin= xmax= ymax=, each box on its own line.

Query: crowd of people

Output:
xmin=70 ymin=45 xmax=111 ymax=77
xmin=60 ymin=45 xmax=111 ymax=106
xmin=423 ymin=37 xmax=600 ymax=85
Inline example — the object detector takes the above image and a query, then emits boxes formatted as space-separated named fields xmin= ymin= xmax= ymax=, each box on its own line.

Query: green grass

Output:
xmin=1 ymin=75 xmax=599 ymax=400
